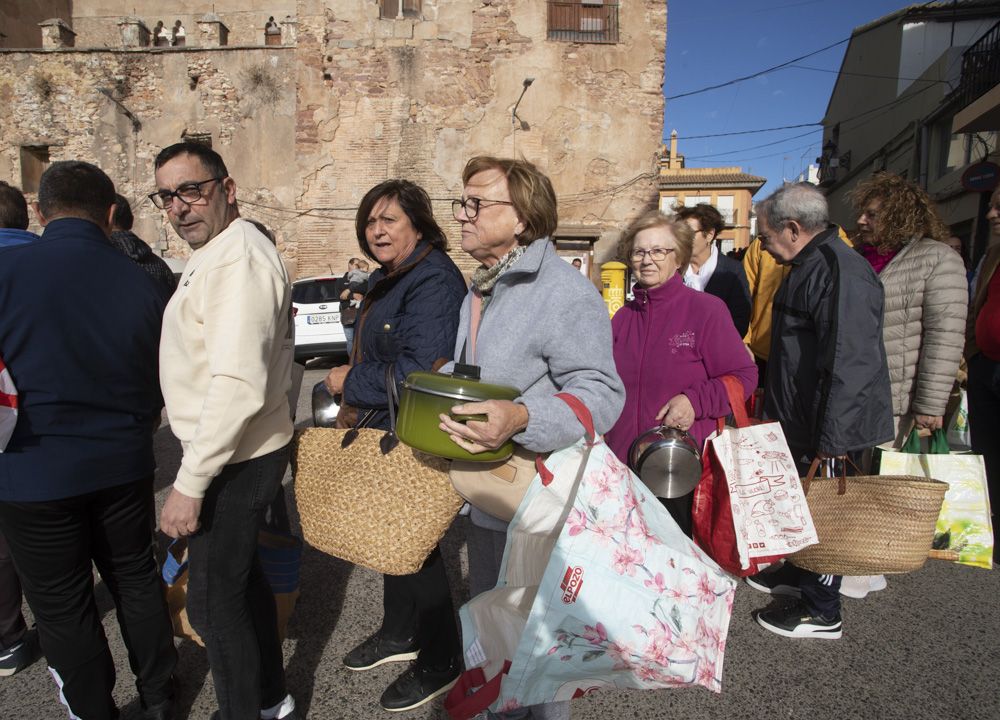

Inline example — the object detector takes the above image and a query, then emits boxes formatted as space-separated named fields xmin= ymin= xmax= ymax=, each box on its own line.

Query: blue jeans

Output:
xmin=187 ymin=444 xmax=291 ymax=720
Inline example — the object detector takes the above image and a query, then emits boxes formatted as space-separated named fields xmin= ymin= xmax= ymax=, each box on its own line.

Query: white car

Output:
xmin=292 ymin=276 xmax=348 ymax=361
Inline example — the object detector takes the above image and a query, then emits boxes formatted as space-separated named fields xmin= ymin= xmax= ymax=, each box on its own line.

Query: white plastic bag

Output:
xmin=0 ymin=354 xmax=17 ymax=452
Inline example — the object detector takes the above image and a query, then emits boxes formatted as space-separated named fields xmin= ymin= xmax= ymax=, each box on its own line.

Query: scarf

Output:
xmin=470 ymin=245 xmax=526 ymax=316
xmin=860 ymin=243 xmax=900 ymax=275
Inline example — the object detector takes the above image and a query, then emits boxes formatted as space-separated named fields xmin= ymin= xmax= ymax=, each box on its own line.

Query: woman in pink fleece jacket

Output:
xmin=605 ymin=210 xmax=757 ymax=534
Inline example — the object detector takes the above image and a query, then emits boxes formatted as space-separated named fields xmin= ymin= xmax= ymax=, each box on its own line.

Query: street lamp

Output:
xmin=512 ymin=77 xmax=534 ymax=131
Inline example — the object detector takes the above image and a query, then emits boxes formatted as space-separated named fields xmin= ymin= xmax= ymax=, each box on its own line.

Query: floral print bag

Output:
xmin=445 ymin=395 xmax=737 ymax=720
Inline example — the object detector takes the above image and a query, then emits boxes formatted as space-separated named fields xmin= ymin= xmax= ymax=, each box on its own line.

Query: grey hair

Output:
xmin=758 ymin=182 xmax=828 ymax=233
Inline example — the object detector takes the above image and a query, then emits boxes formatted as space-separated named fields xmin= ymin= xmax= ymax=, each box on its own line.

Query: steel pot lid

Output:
xmin=628 ymin=426 xmax=701 ymax=499
xmin=402 ymin=368 xmax=520 ymax=404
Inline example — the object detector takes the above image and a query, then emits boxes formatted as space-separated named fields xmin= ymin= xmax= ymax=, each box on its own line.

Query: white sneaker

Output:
xmin=840 ymin=574 xmax=887 ymax=599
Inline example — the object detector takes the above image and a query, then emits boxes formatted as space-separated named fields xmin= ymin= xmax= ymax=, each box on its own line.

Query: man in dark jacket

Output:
xmin=745 ymin=183 xmax=893 ymax=640
xmin=676 ymin=203 xmax=752 ymax=336
xmin=0 ymin=162 xmax=177 ymax=717
xmin=110 ymin=193 xmax=178 ymax=299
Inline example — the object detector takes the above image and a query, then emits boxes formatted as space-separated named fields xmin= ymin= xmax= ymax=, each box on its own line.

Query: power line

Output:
xmin=695 ymin=140 xmax=821 ymax=165
xmin=684 ymin=129 xmax=821 ymax=160
xmin=664 ymin=38 xmax=848 ymax=101
xmin=664 ymin=0 xmax=945 ymax=101
xmin=789 ymin=63 xmax=950 ymax=84
xmin=669 ymin=122 xmax=822 ymax=141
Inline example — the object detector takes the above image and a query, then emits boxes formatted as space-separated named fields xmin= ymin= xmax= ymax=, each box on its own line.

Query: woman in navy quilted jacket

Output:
xmin=322 ymin=179 xmax=467 ymax=713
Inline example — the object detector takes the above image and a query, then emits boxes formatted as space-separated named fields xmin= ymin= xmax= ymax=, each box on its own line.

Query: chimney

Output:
xmin=669 ymin=130 xmax=678 ymax=169
xmin=39 ymin=18 xmax=76 ymax=49
xmin=280 ymin=15 xmax=299 ymax=46
xmin=118 ymin=17 xmax=151 ymax=48
xmin=197 ymin=13 xmax=229 ymax=47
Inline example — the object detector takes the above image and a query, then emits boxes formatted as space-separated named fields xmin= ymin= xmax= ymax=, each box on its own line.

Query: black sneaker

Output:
xmin=745 ymin=564 xmax=802 ymax=598
xmin=0 ymin=628 xmax=42 ymax=677
xmin=755 ymin=601 xmax=842 ymax=640
xmin=379 ymin=660 xmax=460 ymax=713
xmin=343 ymin=631 xmax=418 ymax=672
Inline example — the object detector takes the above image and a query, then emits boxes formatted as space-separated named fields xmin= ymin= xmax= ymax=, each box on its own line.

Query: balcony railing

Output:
xmin=547 ymin=1 xmax=620 ymax=45
xmin=951 ymin=20 xmax=1000 ymax=110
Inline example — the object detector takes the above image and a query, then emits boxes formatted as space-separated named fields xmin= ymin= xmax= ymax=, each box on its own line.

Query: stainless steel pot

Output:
xmin=627 ymin=426 xmax=701 ymax=499
xmin=311 ymin=381 xmax=341 ymax=428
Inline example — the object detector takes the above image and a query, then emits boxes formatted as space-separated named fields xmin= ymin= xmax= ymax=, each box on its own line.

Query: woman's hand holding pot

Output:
xmin=323 ymin=365 xmax=350 ymax=395
xmin=656 ymin=393 xmax=695 ymax=431
xmin=439 ymin=399 xmax=529 ymax=454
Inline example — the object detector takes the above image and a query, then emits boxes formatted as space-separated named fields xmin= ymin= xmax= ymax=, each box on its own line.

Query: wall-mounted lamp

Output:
xmin=512 ymin=77 xmax=534 ymax=131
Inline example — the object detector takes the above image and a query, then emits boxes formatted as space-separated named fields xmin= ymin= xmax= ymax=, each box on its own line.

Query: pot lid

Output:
xmin=402 ymin=370 xmax=520 ymax=403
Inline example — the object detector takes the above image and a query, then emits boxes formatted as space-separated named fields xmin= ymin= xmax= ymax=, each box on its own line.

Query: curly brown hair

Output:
xmin=849 ymin=172 xmax=950 ymax=252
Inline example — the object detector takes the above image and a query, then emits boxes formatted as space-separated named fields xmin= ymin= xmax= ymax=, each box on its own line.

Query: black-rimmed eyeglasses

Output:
xmin=451 ymin=197 xmax=514 ymax=221
xmin=148 ymin=177 xmax=224 ymax=209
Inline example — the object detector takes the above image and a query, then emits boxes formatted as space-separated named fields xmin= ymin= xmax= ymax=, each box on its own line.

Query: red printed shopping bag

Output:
xmin=692 ymin=377 xmax=818 ymax=577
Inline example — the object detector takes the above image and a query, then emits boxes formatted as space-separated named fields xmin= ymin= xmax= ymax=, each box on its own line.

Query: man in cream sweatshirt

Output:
xmin=151 ymin=142 xmax=299 ymax=720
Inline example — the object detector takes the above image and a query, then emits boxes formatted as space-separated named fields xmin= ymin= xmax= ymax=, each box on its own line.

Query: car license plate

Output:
xmin=307 ymin=313 xmax=339 ymax=325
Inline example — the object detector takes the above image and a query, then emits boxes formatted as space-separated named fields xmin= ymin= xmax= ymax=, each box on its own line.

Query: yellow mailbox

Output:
xmin=601 ymin=261 xmax=627 ymax=318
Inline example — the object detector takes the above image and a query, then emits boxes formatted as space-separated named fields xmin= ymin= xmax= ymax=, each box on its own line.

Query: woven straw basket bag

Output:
xmin=293 ymin=425 xmax=461 ymax=576
xmin=788 ymin=458 xmax=947 ymax=576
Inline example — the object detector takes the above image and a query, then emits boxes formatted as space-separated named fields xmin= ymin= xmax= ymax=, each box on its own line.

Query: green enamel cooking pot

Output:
xmin=396 ymin=365 xmax=521 ymax=462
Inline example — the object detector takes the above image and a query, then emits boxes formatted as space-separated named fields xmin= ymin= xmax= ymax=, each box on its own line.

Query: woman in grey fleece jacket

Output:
xmin=440 ymin=156 xmax=624 ymax=720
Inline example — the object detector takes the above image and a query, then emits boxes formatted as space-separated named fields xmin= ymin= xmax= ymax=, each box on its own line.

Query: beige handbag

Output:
xmin=449 ymin=446 xmax=545 ymax=522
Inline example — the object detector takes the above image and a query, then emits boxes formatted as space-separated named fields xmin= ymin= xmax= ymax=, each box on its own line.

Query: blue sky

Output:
xmin=663 ymin=0 xmax=918 ymax=197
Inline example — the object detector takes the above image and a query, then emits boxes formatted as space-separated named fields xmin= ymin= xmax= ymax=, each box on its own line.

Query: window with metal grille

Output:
xmin=380 ymin=0 xmax=422 ymax=20
xmin=547 ymin=1 xmax=619 ymax=44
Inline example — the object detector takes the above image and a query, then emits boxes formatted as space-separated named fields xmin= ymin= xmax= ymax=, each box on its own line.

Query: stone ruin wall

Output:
xmin=293 ymin=0 xmax=667 ymax=278
xmin=0 ymin=46 xmax=297 ymax=264
xmin=0 ymin=0 xmax=666 ymax=280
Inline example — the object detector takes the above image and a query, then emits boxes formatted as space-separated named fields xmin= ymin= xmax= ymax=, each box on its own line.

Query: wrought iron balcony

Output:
xmin=951 ymin=20 xmax=1000 ymax=111
xmin=547 ymin=1 xmax=620 ymax=45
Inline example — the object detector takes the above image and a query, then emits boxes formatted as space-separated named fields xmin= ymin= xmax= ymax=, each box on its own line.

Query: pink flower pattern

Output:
xmin=533 ymin=450 xmax=736 ymax=699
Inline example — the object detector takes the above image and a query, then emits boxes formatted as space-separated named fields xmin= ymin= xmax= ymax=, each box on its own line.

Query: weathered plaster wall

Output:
xmin=0 ymin=47 xmax=297 ymax=261
xmin=293 ymin=0 xmax=666 ymax=277
xmin=0 ymin=0 xmax=666 ymax=280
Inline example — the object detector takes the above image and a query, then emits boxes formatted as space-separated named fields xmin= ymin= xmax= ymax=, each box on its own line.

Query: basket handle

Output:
xmin=802 ymin=455 xmax=861 ymax=495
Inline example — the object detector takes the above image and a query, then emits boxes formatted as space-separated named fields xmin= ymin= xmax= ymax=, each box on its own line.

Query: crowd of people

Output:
xmin=0 ymin=147 xmax=997 ymax=720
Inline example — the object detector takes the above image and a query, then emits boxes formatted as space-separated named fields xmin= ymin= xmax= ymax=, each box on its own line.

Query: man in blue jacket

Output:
xmin=0 ymin=161 xmax=177 ymax=718
xmin=0 ymin=181 xmax=38 ymax=248
xmin=0 ymin=179 xmax=41 ymax=679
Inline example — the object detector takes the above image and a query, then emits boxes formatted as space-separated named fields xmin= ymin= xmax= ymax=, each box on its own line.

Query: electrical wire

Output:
xmin=788 ymin=63 xmax=951 ymax=84
xmin=664 ymin=0 xmax=945 ymax=101
xmin=669 ymin=122 xmax=821 ymax=140
xmin=684 ymin=129 xmax=820 ymax=160
xmin=664 ymin=38 xmax=848 ymax=101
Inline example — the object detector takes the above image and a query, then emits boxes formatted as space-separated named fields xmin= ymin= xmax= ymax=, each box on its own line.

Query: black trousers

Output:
xmin=381 ymin=546 xmax=460 ymax=670
xmin=0 ymin=530 xmax=27 ymax=649
xmin=786 ymin=451 xmax=849 ymax=620
xmin=0 ymin=477 xmax=177 ymax=719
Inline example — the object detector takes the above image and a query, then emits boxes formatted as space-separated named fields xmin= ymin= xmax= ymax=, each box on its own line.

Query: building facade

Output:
xmin=818 ymin=1 xmax=1000 ymax=265
xmin=657 ymin=131 xmax=765 ymax=253
xmin=0 ymin=1 xmax=667 ymax=280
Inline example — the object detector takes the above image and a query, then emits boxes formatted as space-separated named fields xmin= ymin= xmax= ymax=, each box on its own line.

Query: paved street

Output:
xmin=2 ymin=363 xmax=997 ymax=720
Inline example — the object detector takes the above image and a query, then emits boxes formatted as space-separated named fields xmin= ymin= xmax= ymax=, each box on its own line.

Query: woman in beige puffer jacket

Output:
xmin=852 ymin=172 xmax=968 ymax=448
